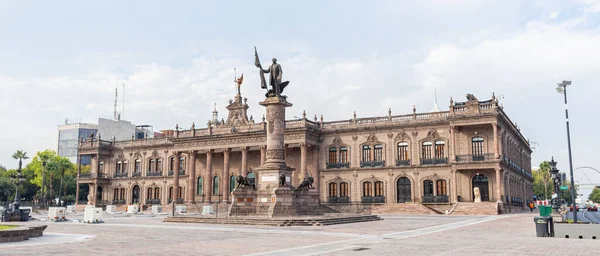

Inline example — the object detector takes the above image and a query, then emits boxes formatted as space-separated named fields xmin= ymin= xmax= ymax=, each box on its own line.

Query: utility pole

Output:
xmin=556 ymin=80 xmax=577 ymax=223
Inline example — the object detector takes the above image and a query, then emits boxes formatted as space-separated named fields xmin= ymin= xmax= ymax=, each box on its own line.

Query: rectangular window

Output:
xmin=157 ymin=159 xmax=162 ymax=172
xmin=374 ymin=145 xmax=383 ymax=162
xmin=397 ymin=142 xmax=409 ymax=160
xmin=435 ymin=141 xmax=445 ymax=158
xmin=422 ymin=142 xmax=432 ymax=159
xmin=362 ymin=146 xmax=371 ymax=162
xmin=122 ymin=162 xmax=128 ymax=173
xmin=135 ymin=160 xmax=141 ymax=173
xmin=363 ymin=182 xmax=373 ymax=197
xmin=116 ymin=162 xmax=122 ymax=173
xmin=328 ymin=183 xmax=337 ymax=198
xmin=99 ymin=162 xmax=104 ymax=173
xmin=328 ymin=148 xmax=337 ymax=164
xmin=340 ymin=182 xmax=348 ymax=197
xmin=423 ymin=180 xmax=434 ymax=196
xmin=436 ymin=180 xmax=447 ymax=195
xmin=374 ymin=182 xmax=384 ymax=197
xmin=339 ymin=147 xmax=348 ymax=163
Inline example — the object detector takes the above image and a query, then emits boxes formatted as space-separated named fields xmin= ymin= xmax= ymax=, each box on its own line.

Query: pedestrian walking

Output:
xmin=529 ymin=201 xmax=534 ymax=212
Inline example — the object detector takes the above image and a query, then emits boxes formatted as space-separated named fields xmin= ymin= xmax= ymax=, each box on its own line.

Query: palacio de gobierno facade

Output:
xmin=76 ymin=85 xmax=533 ymax=214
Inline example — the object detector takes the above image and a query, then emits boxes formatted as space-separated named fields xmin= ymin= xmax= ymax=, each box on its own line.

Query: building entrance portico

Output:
xmin=396 ymin=177 xmax=411 ymax=203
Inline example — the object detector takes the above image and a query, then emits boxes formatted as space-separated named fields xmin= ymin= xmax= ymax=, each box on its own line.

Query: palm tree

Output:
xmin=38 ymin=153 xmax=51 ymax=205
xmin=11 ymin=150 xmax=29 ymax=208
xmin=55 ymin=158 xmax=72 ymax=205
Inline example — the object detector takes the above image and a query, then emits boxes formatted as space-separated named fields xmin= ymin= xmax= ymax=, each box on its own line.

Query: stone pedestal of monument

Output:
xmin=229 ymin=96 xmax=321 ymax=218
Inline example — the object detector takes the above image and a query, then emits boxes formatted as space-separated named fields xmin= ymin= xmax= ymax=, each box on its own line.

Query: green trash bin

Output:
xmin=539 ymin=206 xmax=552 ymax=217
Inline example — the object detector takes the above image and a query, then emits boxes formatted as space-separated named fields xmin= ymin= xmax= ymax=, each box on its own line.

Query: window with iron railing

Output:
xmin=328 ymin=183 xmax=337 ymax=198
xmin=436 ymin=180 xmax=447 ymax=196
xmin=374 ymin=181 xmax=384 ymax=197
xmin=362 ymin=145 xmax=371 ymax=162
xmin=340 ymin=182 xmax=348 ymax=197
xmin=363 ymin=182 xmax=373 ymax=197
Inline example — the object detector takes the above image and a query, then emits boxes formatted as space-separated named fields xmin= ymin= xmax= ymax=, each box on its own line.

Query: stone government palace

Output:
xmin=76 ymin=86 xmax=533 ymax=214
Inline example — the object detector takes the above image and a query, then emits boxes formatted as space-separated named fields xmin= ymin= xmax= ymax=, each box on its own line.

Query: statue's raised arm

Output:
xmin=254 ymin=46 xmax=290 ymax=97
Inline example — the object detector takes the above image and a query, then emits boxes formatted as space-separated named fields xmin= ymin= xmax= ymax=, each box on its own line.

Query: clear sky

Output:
xmin=1 ymin=0 xmax=600 ymax=184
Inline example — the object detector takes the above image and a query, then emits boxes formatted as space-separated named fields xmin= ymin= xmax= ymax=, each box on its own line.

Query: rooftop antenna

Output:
xmin=122 ymin=84 xmax=125 ymax=120
xmin=113 ymin=87 xmax=118 ymax=120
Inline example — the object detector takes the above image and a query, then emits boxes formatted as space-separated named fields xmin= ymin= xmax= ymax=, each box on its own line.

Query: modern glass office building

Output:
xmin=57 ymin=123 xmax=98 ymax=165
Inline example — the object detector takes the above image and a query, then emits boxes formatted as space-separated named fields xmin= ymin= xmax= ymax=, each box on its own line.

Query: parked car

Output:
xmin=570 ymin=204 xmax=580 ymax=212
xmin=588 ymin=205 xmax=598 ymax=212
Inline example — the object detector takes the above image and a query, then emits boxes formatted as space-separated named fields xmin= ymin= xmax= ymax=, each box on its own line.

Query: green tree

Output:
xmin=589 ymin=188 xmax=600 ymax=203
xmin=12 ymin=150 xmax=29 ymax=170
xmin=25 ymin=150 xmax=76 ymax=204
xmin=533 ymin=161 xmax=552 ymax=200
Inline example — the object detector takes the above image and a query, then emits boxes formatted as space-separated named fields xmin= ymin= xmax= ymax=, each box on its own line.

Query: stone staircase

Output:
xmin=451 ymin=202 xmax=499 ymax=215
xmin=163 ymin=215 xmax=382 ymax=226
xmin=371 ymin=203 xmax=437 ymax=215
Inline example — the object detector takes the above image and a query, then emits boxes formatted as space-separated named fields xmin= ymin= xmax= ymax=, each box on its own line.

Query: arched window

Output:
xmin=435 ymin=141 xmax=445 ymax=158
xmin=328 ymin=147 xmax=338 ymax=164
xmin=374 ymin=144 xmax=383 ymax=162
xmin=170 ymin=157 xmax=175 ymax=171
xmin=423 ymin=180 xmax=434 ymax=196
xmin=230 ymin=175 xmax=236 ymax=193
xmin=397 ymin=142 xmax=409 ymax=160
xmin=168 ymin=187 xmax=173 ymax=199
xmin=122 ymin=161 xmax=128 ymax=173
xmin=436 ymin=180 xmax=447 ymax=196
xmin=472 ymin=137 xmax=484 ymax=160
xmin=147 ymin=188 xmax=152 ymax=199
xmin=116 ymin=161 xmax=122 ymax=173
xmin=374 ymin=181 xmax=384 ymax=197
xmin=340 ymin=182 xmax=349 ymax=197
xmin=363 ymin=182 xmax=373 ymax=197
xmin=339 ymin=147 xmax=348 ymax=163
xmin=134 ymin=159 xmax=141 ymax=173
xmin=422 ymin=142 xmax=432 ymax=159
xmin=197 ymin=176 xmax=203 ymax=195
xmin=99 ymin=162 xmax=104 ymax=172
xmin=154 ymin=187 xmax=160 ymax=199
xmin=213 ymin=176 xmax=219 ymax=195
xmin=328 ymin=183 xmax=337 ymax=198
xmin=177 ymin=186 xmax=183 ymax=199
xmin=120 ymin=188 xmax=125 ymax=200
xmin=362 ymin=145 xmax=371 ymax=162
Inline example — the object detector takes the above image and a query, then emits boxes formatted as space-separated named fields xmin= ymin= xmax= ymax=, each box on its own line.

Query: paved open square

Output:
xmin=1 ymin=212 xmax=597 ymax=256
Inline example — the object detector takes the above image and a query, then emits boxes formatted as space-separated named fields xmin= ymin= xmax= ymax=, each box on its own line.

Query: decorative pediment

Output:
xmin=365 ymin=133 xmax=380 ymax=145
xmin=225 ymin=95 xmax=250 ymax=127
xmin=151 ymin=150 xmax=159 ymax=158
xmin=394 ymin=130 xmax=411 ymax=142
xmin=426 ymin=129 xmax=440 ymax=141
xmin=331 ymin=136 xmax=344 ymax=147
xmin=115 ymin=152 xmax=125 ymax=161
xmin=133 ymin=151 xmax=142 ymax=159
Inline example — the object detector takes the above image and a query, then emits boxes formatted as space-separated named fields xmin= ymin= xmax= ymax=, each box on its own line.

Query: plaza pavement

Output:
xmin=1 ymin=211 xmax=598 ymax=256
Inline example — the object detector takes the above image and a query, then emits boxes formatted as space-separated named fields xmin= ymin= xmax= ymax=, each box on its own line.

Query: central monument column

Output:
xmin=253 ymin=96 xmax=293 ymax=192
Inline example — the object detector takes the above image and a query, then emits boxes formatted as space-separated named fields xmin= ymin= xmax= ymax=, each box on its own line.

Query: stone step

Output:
xmin=164 ymin=215 xmax=382 ymax=226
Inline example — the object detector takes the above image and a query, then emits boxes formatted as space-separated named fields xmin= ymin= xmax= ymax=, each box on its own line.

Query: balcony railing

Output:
xmin=145 ymin=199 xmax=161 ymax=205
xmin=360 ymin=161 xmax=385 ymax=168
xmin=422 ymin=194 xmax=449 ymax=203
xmin=78 ymin=172 xmax=109 ymax=179
xmin=146 ymin=172 xmax=162 ymax=177
xmin=327 ymin=196 xmax=350 ymax=203
xmin=361 ymin=196 xmax=385 ymax=204
xmin=502 ymin=156 xmax=532 ymax=179
xmin=132 ymin=172 xmax=141 ymax=177
xmin=114 ymin=173 xmax=128 ymax=178
xmin=455 ymin=153 xmax=494 ymax=162
xmin=167 ymin=170 xmax=186 ymax=176
xmin=421 ymin=158 xmax=448 ymax=165
xmin=396 ymin=159 xmax=410 ymax=166
xmin=111 ymin=200 xmax=126 ymax=205
xmin=326 ymin=162 xmax=350 ymax=169
xmin=168 ymin=198 xmax=184 ymax=204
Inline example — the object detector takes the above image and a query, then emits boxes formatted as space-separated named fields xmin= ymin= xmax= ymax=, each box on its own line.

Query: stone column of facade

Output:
xmin=91 ymin=155 xmax=98 ymax=174
xmin=312 ymin=145 xmax=319 ymax=190
xmin=223 ymin=148 xmax=231 ymax=202
xmin=351 ymin=136 xmax=359 ymax=168
xmin=187 ymin=151 xmax=197 ymax=204
xmin=493 ymin=122 xmax=499 ymax=159
xmin=241 ymin=146 xmax=248 ymax=176
xmin=206 ymin=149 xmax=213 ymax=202
xmin=173 ymin=152 xmax=180 ymax=201
xmin=387 ymin=134 xmax=394 ymax=167
xmin=414 ymin=172 xmax=420 ymax=202
xmin=451 ymin=169 xmax=458 ymax=203
xmin=77 ymin=155 xmax=82 ymax=177
xmin=284 ymin=144 xmax=289 ymax=164
xmin=259 ymin=145 xmax=266 ymax=166
xmin=495 ymin=168 xmax=502 ymax=202
xmin=300 ymin=143 xmax=308 ymax=181
xmin=412 ymin=132 xmax=419 ymax=166
xmin=450 ymin=126 xmax=456 ymax=161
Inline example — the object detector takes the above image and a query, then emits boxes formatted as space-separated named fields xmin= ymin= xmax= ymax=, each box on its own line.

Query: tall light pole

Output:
xmin=548 ymin=157 xmax=559 ymax=210
xmin=556 ymin=80 xmax=577 ymax=223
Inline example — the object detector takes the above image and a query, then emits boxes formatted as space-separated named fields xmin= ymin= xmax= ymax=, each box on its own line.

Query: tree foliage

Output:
xmin=589 ymin=188 xmax=600 ymax=203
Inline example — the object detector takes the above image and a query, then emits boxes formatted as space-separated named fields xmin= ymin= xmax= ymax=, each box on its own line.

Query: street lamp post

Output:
xmin=556 ymin=80 xmax=577 ymax=223
xmin=10 ymin=167 xmax=25 ymax=211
